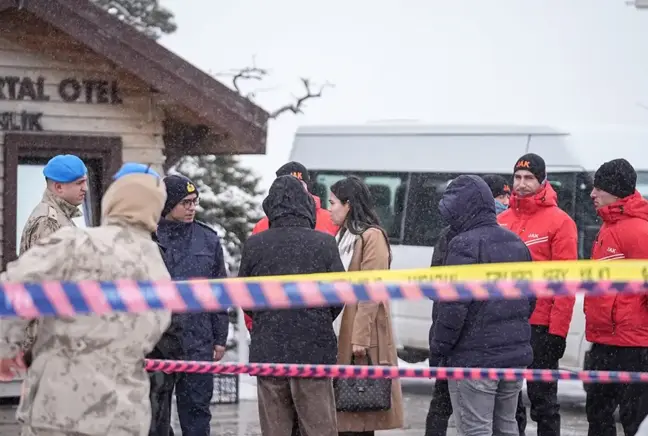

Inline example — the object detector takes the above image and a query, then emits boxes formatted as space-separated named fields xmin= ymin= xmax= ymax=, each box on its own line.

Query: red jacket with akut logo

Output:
xmin=586 ymin=191 xmax=648 ymax=347
xmin=497 ymin=182 xmax=578 ymax=338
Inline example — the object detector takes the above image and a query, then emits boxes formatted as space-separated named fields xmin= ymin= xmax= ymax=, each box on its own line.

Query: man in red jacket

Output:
xmin=498 ymin=153 xmax=578 ymax=436
xmin=586 ymin=158 xmax=648 ymax=436
xmin=245 ymin=161 xmax=339 ymax=330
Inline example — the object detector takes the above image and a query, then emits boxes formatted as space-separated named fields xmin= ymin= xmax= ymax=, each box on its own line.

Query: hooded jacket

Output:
xmin=429 ymin=175 xmax=533 ymax=368
xmin=586 ymin=191 xmax=648 ymax=347
xmin=0 ymin=172 xmax=171 ymax=436
xmin=428 ymin=195 xmax=532 ymax=354
xmin=497 ymin=182 xmax=578 ymax=339
xmin=238 ymin=176 xmax=345 ymax=364
xmin=245 ymin=192 xmax=339 ymax=331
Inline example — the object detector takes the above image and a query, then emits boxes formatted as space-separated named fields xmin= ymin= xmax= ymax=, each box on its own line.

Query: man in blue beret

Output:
xmin=17 ymin=154 xmax=88 ymax=366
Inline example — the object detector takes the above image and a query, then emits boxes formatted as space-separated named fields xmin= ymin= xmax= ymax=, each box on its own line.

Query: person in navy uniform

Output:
xmin=156 ymin=174 xmax=229 ymax=436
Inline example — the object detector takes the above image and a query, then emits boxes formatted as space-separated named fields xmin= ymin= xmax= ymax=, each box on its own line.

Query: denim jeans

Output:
xmin=449 ymin=379 xmax=524 ymax=436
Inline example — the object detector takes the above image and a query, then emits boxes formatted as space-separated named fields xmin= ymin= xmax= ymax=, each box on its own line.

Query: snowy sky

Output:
xmin=159 ymin=0 xmax=648 ymax=191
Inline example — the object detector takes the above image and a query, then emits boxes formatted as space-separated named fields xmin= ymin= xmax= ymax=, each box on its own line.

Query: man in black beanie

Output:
xmin=482 ymin=174 xmax=512 ymax=214
xmin=156 ymin=174 xmax=230 ymax=436
xmin=498 ymin=153 xmax=578 ymax=436
xmin=586 ymin=158 xmax=648 ymax=436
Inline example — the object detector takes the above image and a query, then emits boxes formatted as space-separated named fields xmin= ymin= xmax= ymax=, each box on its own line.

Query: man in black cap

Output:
xmin=251 ymin=161 xmax=338 ymax=235
xmin=156 ymin=174 xmax=230 ymax=436
xmin=482 ymin=174 xmax=512 ymax=215
xmin=498 ymin=153 xmax=578 ymax=436
xmin=586 ymin=159 xmax=648 ymax=436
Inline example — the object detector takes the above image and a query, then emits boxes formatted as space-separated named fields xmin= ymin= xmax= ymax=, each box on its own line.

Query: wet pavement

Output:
xmin=0 ymin=379 xmax=620 ymax=436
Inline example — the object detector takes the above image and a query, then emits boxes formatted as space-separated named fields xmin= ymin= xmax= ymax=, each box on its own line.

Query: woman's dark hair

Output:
xmin=330 ymin=176 xmax=392 ymax=264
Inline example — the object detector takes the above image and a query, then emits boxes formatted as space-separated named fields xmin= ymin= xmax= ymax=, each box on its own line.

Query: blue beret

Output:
xmin=43 ymin=154 xmax=87 ymax=183
xmin=113 ymin=162 xmax=161 ymax=180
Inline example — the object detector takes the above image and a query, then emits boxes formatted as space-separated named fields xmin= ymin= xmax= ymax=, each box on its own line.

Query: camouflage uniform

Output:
xmin=0 ymin=171 xmax=172 ymax=436
xmin=19 ymin=189 xmax=82 ymax=256
xmin=18 ymin=190 xmax=82 ymax=357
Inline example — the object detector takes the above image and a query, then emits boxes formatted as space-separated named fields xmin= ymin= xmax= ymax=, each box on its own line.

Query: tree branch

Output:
xmin=231 ymin=66 xmax=269 ymax=99
xmin=269 ymin=78 xmax=333 ymax=119
xmin=218 ymin=59 xmax=332 ymax=120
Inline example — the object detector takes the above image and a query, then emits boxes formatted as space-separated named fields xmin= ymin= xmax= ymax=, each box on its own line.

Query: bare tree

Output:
xmin=216 ymin=60 xmax=334 ymax=119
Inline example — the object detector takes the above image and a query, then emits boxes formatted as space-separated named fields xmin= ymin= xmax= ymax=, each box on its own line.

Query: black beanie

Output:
xmin=514 ymin=153 xmax=546 ymax=182
xmin=162 ymin=174 xmax=198 ymax=217
xmin=594 ymin=158 xmax=636 ymax=199
xmin=481 ymin=174 xmax=511 ymax=198
xmin=275 ymin=161 xmax=310 ymax=184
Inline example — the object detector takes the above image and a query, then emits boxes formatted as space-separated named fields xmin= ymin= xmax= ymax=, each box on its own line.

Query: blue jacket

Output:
xmin=429 ymin=175 xmax=534 ymax=368
xmin=157 ymin=219 xmax=229 ymax=359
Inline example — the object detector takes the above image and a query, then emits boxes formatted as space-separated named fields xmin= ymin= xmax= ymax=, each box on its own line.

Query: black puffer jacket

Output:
xmin=238 ymin=175 xmax=345 ymax=364
xmin=429 ymin=175 xmax=534 ymax=368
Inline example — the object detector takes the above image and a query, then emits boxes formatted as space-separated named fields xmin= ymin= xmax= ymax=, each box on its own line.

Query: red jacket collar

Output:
xmin=597 ymin=191 xmax=648 ymax=224
xmin=509 ymin=182 xmax=558 ymax=215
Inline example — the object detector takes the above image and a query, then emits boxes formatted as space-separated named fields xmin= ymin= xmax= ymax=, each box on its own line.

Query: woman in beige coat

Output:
xmin=328 ymin=176 xmax=404 ymax=436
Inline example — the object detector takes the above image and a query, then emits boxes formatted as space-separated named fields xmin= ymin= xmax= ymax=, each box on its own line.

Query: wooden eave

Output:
xmin=0 ymin=0 xmax=269 ymax=154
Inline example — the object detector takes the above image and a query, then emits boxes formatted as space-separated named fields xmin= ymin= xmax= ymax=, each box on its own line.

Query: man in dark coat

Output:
xmin=424 ymin=173 xmax=514 ymax=436
xmin=429 ymin=175 xmax=534 ymax=436
xmin=156 ymin=174 xmax=230 ymax=436
xmin=238 ymin=175 xmax=344 ymax=436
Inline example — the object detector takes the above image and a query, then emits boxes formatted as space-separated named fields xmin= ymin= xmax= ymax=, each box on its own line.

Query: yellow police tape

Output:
xmin=200 ymin=260 xmax=648 ymax=285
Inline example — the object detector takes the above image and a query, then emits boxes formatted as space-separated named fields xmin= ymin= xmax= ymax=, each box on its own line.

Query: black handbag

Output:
xmin=334 ymin=354 xmax=392 ymax=412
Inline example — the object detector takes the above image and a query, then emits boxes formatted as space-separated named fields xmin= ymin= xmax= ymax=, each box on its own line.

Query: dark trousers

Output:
xmin=424 ymin=378 xmax=453 ymax=436
xmin=586 ymin=343 xmax=648 ymax=436
xmin=176 ymin=372 xmax=214 ymax=436
xmin=517 ymin=327 xmax=561 ymax=436
xmin=257 ymin=376 xmax=337 ymax=436
xmin=149 ymin=372 xmax=177 ymax=436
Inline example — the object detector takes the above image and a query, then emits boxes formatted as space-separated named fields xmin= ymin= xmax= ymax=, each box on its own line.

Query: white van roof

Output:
xmin=290 ymin=124 xmax=648 ymax=174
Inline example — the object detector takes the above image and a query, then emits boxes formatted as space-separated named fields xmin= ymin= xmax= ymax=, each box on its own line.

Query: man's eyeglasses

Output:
xmin=180 ymin=198 xmax=199 ymax=208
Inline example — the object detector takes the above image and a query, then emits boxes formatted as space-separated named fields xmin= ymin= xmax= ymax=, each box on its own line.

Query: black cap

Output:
xmin=514 ymin=153 xmax=546 ymax=183
xmin=276 ymin=161 xmax=310 ymax=184
xmin=594 ymin=158 xmax=636 ymax=199
xmin=481 ymin=174 xmax=511 ymax=198
xmin=162 ymin=174 xmax=198 ymax=217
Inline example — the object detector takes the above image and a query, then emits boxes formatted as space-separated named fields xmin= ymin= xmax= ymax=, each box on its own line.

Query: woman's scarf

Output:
xmin=336 ymin=228 xmax=358 ymax=271
xmin=333 ymin=228 xmax=359 ymax=335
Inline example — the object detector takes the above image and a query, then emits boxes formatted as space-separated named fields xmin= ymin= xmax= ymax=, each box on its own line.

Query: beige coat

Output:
xmin=0 ymin=173 xmax=172 ymax=436
xmin=336 ymin=228 xmax=405 ymax=432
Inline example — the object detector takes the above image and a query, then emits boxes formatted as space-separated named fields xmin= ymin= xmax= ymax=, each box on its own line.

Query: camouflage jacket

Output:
xmin=19 ymin=189 xmax=82 ymax=256
xmin=18 ymin=189 xmax=82 ymax=356
xmin=0 ymin=220 xmax=171 ymax=436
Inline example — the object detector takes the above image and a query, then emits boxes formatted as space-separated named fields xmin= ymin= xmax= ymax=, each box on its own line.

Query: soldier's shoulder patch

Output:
xmin=47 ymin=206 xmax=57 ymax=220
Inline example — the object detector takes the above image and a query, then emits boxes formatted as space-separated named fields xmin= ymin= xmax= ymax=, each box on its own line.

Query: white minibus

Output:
xmin=290 ymin=123 xmax=648 ymax=372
